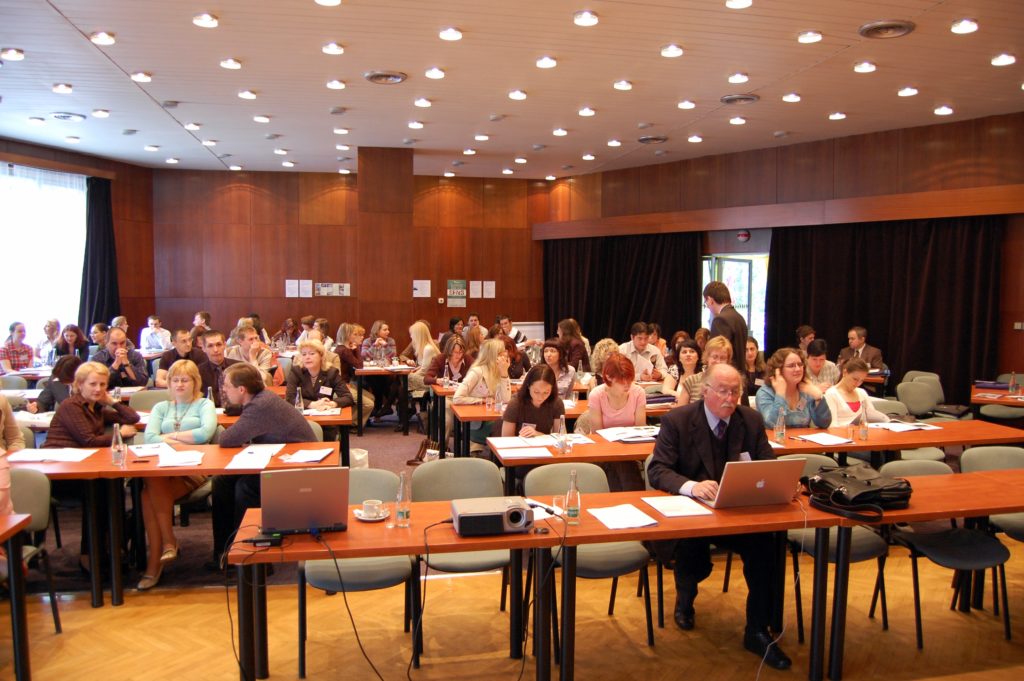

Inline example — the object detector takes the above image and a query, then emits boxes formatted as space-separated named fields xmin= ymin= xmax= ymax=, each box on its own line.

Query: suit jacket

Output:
xmin=198 ymin=358 xmax=241 ymax=414
xmin=709 ymin=304 xmax=748 ymax=376
xmin=836 ymin=343 xmax=883 ymax=371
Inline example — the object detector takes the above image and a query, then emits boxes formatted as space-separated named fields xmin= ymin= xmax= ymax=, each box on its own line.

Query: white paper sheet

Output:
xmin=597 ymin=426 xmax=660 ymax=443
xmin=302 ymin=408 xmax=341 ymax=416
xmin=496 ymin=448 xmax=554 ymax=459
xmin=129 ymin=442 xmax=177 ymax=457
xmin=299 ymin=279 xmax=313 ymax=298
xmin=587 ymin=504 xmax=658 ymax=529
xmin=1 ymin=389 xmax=42 ymax=399
xmin=642 ymin=495 xmax=713 ymax=517
xmin=469 ymin=280 xmax=482 ymax=298
xmin=239 ymin=444 xmax=285 ymax=457
xmin=281 ymin=448 xmax=333 ymax=463
xmin=158 ymin=450 xmax=205 ymax=467
xmin=565 ymin=434 xmax=594 ymax=445
xmin=797 ymin=433 xmax=853 ymax=446
xmin=412 ymin=279 xmax=431 ymax=298
xmin=489 ymin=436 xmax=535 ymax=448
xmin=225 ymin=451 xmax=274 ymax=470
xmin=14 ymin=411 xmax=53 ymax=427
xmin=8 ymin=448 xmax=96 ymax=463
xmin=285 ymin=279 xmax=299 ymax=297
xmin=482 ymin=281 xmax=496 ymax=298
xmin=768 ymin=439 xmax=785 ymax=449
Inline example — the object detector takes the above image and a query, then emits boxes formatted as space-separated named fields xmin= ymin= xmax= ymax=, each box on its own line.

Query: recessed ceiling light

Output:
xmin=439 ymin=27 xmax=463 ymax=41
xmin=545 ymin=174 xmax=557 ymax=181
xmin=315 ymin=0 xmax=341 ymax=6
xmin=338 ymin=168 xmax=351 ymax=174
xmin=497 ymin=168 xmax=512 ymax=176
xmin=782 ymin=92 xmax=801 ymax=103
xmin=333 ymin=127 xmax=349 ymax=134
xmin=0 ymin=48 xmax=25 ymax=61
xmin=165 ymin=158 xmax=179 ymax=164
xmin=192 ymin=13 xmax=219 ymax=28
xmin=201 ymin=139 xmax=217 ymax=147
xmin=536 ymin=56 xmax=557 ymax=69
xmin=853 ymin=61 xmax=876 ymax=73
xmin=130 ymin=71 xmax=152 ymax=83
xmin=27 ymin=117 xmax=45 ymax=125
xmin=64 ymin=136 xmax=80 ymax=144
xmin=573 ymin=10 xmax=599 ymax=27
xmin=282 ymin=160 xmax=295 ymax=168
xmin=229 ymin=165 xmax=242 ymax=171
xmin=414 ymin=97 xmax=432 ymax=108
xmin=661 ymin=44 xmax=684 ymax=58
xmin=934 ymin=105 xmax=954 ymax=116
xmin=578 ymin=106 xmax=596 ymax=116
xmin=322 ymin=42 xmax=344 ymax=55
xmin=677 ymin=99 xmax=696 ymax=109
xmin=514 ymin=157 xmax=527 ymax=164
xmin=991 ymin=53 xmax=1016 ymax=66
xmin=950 ymin=19 xmax=978 ymax=34
xmin=606 ymin=139 xmax=622 ymax=147
xmin=581 ymin=153 xmax=595 ymax=160
xmin=335 ymin=143 xmax=350 ymax=151
xmin=508 ymin=89 xmax=528 ymax=100
xmin=613 ymin=80 xmax=633 ymax=91
xmin=552 ymin=128 xmax=568 ymax=136
xmin=829 ymin=112 xmax=846 ymax=120
xmin=253 ymin=114 xmax=271 ymax=123
xmin=444 ymin=171 xmax=455 ymax=177
xmin=725 ymin=0 xmax=752 ymax=8
xmin=729 ymin=116 xmax=746 ymax=125
xmin=144 ymin=145 xmax=160 ymax=152
xmin=184 ymin=122 xmax=201 ymax=131
xmin=92 ymin=109 xmax=110 ymax=118
xmin=238 ymin=89 xmax=257 ymax=99
xmin=89 ymin=32 xmax=116 ymax=46
xmin=274 ymin=148 xmax=288 ymax=155
xmin=408 ymin=121 xmax=424 ymax=129
xmin=52 ymin=83 xmax=73 ymax=94
xmin=326 ymin=79 xmax=345 ymax=89
xmin=474 ymin=134 xmax=490 ymax=141
xmin=897 ymin=86 xmax=918 ymax=97
xmin=687 ymin=134 xmax=703 ymax=143
xmin=425 ymin=67 xmax=445 ymax=79
xmin=797 ymin=30 xmax=822 ymax=43
xmin=463 ymin=148 xmax=476 ymax=155
xmin=728 ymin=72 xmax=748 ymax=84
xmin=220 ymin=58 xmax=242 ymax=70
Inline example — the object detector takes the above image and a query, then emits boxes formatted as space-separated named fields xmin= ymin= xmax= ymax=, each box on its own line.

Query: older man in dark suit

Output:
xmin=703 ymin=281 xmax=748 ymax=376
xmin=647 ymin=363 xmax=791 ymax=670
xmin=836 ymin=326 xmax=884 ymax=371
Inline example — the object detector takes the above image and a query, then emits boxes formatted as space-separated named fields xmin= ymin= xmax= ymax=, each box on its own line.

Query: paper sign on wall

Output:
xmin=315 ymin=283 xmax=350 ymax=297
xmin=412 ymin=280 xmax=431 ymax=298
xmin=299 ymin=280 xmax=313 ymax=298
xmin=483 ymin=281 xmax=496 ymax=299
xmin=469 ymin=280 xmax=482 ymax=298
xmin=447 ymin=279 xmax=467 ymax=308
xmin=285 ymin=280 xmax=299 ymax=298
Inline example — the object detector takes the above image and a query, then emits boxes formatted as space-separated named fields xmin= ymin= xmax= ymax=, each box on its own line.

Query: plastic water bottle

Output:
xmin=1010 ymin=371 xmax=1019 ymax=396
xmin=111 ymin=427 xmax=126 ymax=468
xmin=774 ymin=411 xmax=786 ymax=443
xmin=294 ymin=390 xmax=304 ymax=414
xmin=565 ymin=469 xmax=581 ymax=526
xmin=395 ymin=470 xmax=411 ymax=528
xmin=207 ymin=386 xmax=214 ymax=403
xmin=442 ymin=363 xmax=450 ymax=387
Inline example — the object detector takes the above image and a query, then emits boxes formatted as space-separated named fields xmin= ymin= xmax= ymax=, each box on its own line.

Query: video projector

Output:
xmin=451 ymin=497 xmax=535 ymax=536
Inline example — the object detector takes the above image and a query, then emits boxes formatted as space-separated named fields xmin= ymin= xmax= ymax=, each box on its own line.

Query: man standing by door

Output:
xmin=703 ymin=281 xmax=748 ymax=376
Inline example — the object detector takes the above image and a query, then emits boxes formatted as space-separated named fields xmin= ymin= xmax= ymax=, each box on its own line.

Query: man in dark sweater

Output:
xmin=208 ymin=363 xmax=316 ymax=567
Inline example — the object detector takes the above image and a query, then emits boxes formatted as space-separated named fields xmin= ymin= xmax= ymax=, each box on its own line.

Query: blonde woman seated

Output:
xmin=454 ymin=338 xmax=512 ymax=452
xmin=587 ymin=338 xmax=620 ymax=391
xmin=139 ymin=360 xmax=216 ymax=590
xmin=824 ymin=358 xmax=890 ymax=427
xmin=406 ymin=321 xmax=440 ymax=397
xmin=677 ymin=336 xmax=733 ymax=406
xmin=661 ymin=339 xmax=701 ymax=398
xmin=285 ymin=339 xmax=354 ymax=441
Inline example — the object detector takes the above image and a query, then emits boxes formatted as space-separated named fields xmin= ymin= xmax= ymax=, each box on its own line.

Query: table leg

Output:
xmin=6 ymin=533 xmax=30 ymax=681
xmin=454 ymin=419 xmax=465 ymax=458
xmin=560 ymin=547 xmax=577 ymax=681
xmin=400 ymin=375 xmax=410 ymax=436
xmin=356 ymin=377 xmax=364 ymax=437
xmin=85 ymin=480 xmax=103 ymax=608
xmin=772 ymin=530 xmax=786 ymax=633
xmin=130 ymin=479 xmax=146 ymax=572
xmin=340 ymin=426 xmax=350 ymax=467
xmin=254 ymin=564 xmax=268 ymax=679
xmin=108 ymin=479 xmax=124 ymax=606
xmin=808 ymin=528 xmax=830 ymax=681
xmin=827 ymin=526 xmax=853 ymax=681
xmin=437 ymin=394 xmax=447 ymax=457
xmin=534 ymin=546 xmax=552 ymax=681
xmin=510 ymin=549 xmax=523 ymax=659
xmin=237 ymin=564 xmax=255 ymax=681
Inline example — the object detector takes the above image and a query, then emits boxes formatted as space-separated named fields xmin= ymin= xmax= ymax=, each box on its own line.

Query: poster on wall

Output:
xmin=285 ymin=279 xmax=299 ymax=298
xmin=412 ymin=280 xmax=431 ymax=298
xmin=299 ymin=280 xmax=313 ymax=298
xmin=447 ymin=279 xmax=467 ymax=308
xmin=469 ymin=280 xmax=482 ymax=298
xmin=483 ymin=281 xmax=496 ymax=299
xmin=315 ymin=283 xmax=350 ymax=297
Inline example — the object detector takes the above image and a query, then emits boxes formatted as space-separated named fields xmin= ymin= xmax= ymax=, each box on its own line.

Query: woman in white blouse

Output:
xmin=454 ymin=339 xmax=512 ymax=452
xmin=824 ymin=358 xmax=890 ymax=427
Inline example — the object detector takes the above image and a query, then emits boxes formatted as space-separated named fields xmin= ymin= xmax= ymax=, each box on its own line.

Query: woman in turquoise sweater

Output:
xmin=755 ymin=348 xmax=831 ymax=429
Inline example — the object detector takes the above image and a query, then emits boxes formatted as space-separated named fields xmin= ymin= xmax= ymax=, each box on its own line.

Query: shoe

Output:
xmin=673 ymin=597 xmax=695 ymax=631
xmin=138 ymin=567 xmax=162 ymax=591
xmin=159 ymin=544 xmax=179 ymax=564
xmin=743 ymin=628 xmax=792 ymax=670
xmin=204 ymin=558 xmax=224 ymax=572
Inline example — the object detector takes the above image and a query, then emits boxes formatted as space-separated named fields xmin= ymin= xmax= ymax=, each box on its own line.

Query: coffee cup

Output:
xmin=362 ymin=499 xmax=383 ymax=519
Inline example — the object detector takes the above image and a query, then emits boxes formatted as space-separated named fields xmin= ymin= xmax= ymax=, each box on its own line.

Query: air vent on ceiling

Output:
xmin=363 ymin=70 xmax=407 ymax=85
xmin=638 ymin=135 xmax=668 ymax=144
xmin=720 ymin=94 xmax=760 ymax=105
xmin=858 ymin=20 xmax=915 ymax=39
xmin=50 ymin=111 xmax=86 ymax=122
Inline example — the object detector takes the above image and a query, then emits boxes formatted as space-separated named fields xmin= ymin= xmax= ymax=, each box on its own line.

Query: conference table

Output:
xmin=10 ymin=442 xmax=340 ymax=608
xmin=970 ymin=386 xmax=1024 ymax=417
xmin=354 ymin=365 xmax=414 ymax=437
xmin=217 ymin=407 xmax=354 ymax=466
xmin=1 ymin=513 xmax=33 ymax=681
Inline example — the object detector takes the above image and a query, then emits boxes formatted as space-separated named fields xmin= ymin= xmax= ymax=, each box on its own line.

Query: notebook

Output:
xmin=260 ymin=467 xmax=350 ymax=535
xmin=697 ymin=459 xmax=804 ymax=509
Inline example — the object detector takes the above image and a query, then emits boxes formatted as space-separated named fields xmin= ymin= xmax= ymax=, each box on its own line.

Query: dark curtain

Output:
xmin=765 ymin=215 xmax=1005 ymax=403
xmin=78 ymin=177 xmax=121 ymax=329
xmin=543 ymin=231 xmax=703 ymax=344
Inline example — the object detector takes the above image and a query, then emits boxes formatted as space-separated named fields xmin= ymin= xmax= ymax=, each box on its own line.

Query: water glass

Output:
xmin=485 ymin=396 xmax=495 ymax=412
xmin=552 ymin=495 xmax=566 ymax=515
xmin=111 ymin=444 xmax=126 ymax=468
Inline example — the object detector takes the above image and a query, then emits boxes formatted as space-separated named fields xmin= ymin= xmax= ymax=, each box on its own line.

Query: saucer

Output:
xmin=354 ymin=508 xmax=390 ymax=522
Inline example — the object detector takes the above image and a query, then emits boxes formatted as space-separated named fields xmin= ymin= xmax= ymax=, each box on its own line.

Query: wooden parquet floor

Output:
xmin=2 ymin=543 xmax=1023 ymax=681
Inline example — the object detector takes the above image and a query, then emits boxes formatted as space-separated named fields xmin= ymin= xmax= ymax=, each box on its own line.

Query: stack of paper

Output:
xmin=597 ymin=426 xmax=660 ymax=443
xmin=8 ymin=448 xmax=96 ymax=463
xmin=642 ymin=496 xmax=712 ymax=517
xmin=129 ymin=442 xmax=177 ymax=457
xmin=796 ymin=433 xmax=853 ymax=446
xmin=587 ymin=504 xmax=658 ymax=529
xmin=489 ymin=435 xmax=558 ymax=448
xmin=158 ymin=450 xmax=204 ymax=467
xmin=226 ymin=444 xmax=284 ymax=470
xmin=281 ymin=448 xmax=333 ymax=463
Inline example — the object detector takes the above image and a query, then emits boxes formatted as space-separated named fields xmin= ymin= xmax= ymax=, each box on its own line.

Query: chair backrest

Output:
xmin=1 ymin=375 xmax=28 ymax=390
xmin=779 ymin=453 xmax=838 ymax=477
xmin=896 ymin=382 xmax=937 ymax=416
xmin=349 ymin=468 xmax=400 ymax=504
xmin=996 ymin=372 xmax=1023 ymax=384
xmin=278 ymin=357 xmax=293 ymax=376
xmin=573 ymin=410 xmax=593 ymax=435
xmin=902 ymin=370 xmax=939 ymax=384
xmin=128 ymin=389 xmax=170 ymax=412
xmin=523 ymin=462 xmax=609 ymax=496
xmin=411 ymin=457 xmax=503 ymax=501
xmin=307 ymin=421 xmax=324 ymax=442
xmin=36 ymin=376 xmax=50 ymax=389
xmin=871 ymin=399 xmax=909 ymax=416
xmin=18 ymin=425 xmax=35 ymax=449
xmin=643 ymin=453 xmax=655 ymax=491
xmin=879 ymin=459 xmax=953 ymax=477
xmin=913 ymin=375 xmax=945 ymax=404
xmin=960 ymin=446 xmax=1024 ymax=473
xmin=10 ymin=468 xmax=51 ymax=533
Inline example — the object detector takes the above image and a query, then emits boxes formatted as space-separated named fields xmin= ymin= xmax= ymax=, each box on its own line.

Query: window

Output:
xmin=0 ymin=164 xmax=87 ymax=350
xmin=701 ymin=253 xmax=769 ymax=348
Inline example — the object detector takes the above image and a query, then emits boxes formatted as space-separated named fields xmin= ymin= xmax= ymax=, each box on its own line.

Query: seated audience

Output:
xmin=824 ymin=358 xmax=891 ymax=427
xmin=694 ymin=327 xmax=710 ymax=354
xmin=35 ymin=318 xmax=61 ymax=362
xmin=140 ymin=315 xmax=172 ymax=351
xmin=360 ymin=320 xmax=399 ymax=420
xmin=587 ymin=353 xmax=647 ymax=491
xmin=454 ymin=339 xmax=512 ymax=451
xmin=804 ymin=339 xmax=839 ymax=390
xmin=406 ymin=321 xmax=440 ymax=396
xmin=197 ymin=330 xmax=241 ymax=412
xmin=314 ymin=318 xmax=335 ymax=352
xmin=662 ymin=339 xmax=701 ymax=398
xmin=27 ymin=355 xmax=81 ymax=413
xmin=618 ymin=322 xmax=668 ymax=385
xmin=225 ymin=324 xmax=274 ymax=385
xmin=588 ymin=338 xmax=620 ymax=388
xmin=501 ymin=365 xmax=565 ymax=436
xmin=499 ymin=315 xmax=541 ymax=350
xmin=247 ymin=313 xmax=271 ymax=345
xmin=0 ymin=394 xmax=26 ymax=514
xmin=425 ymin=336 xmax=471 ymax=385
xmin=756 ymin=348 xmax=831 ymax=428
xmin=541 ymin=338 xmax=576 ymax=398
xmin=285 ymin=339 xmax=354 ymax=441
xmin=796 ymin=325 xmax=815 ymax=353
xmin=295 ymin=315 xmax=316 ymax=345
xmin=744 ymin=337 xmax=767 ymax=393
xmin=648 ymin=322 xmax=668 ymax=356
xmin=109 ymin=316 xmax=136 ymax=350
xmin=465 ymin=324 xmax=486 ymax=358
xmin=155 ymin=329 xmax=208 ymax=388
xmin=334 ymin=323 xmax=373 ymax=426
xmin=91 ymin=327 xmax=148 ymax=387
xmin=837 ymin=326 xmax=884 ymax=371
xmin=272 ymin=318 xmax=299 ymax=346
xmin=89 ymin=323 xmax=109 ymax=349
xmin=54 ymin=324 xmax=90 ymax=361
xmin=556 ymin=318 xmax=591 ymax=372
xmin=678 ymin=336 xmax=734 ymax=406
xmin=438 ymin=317 xmax=463 ymax=354
xmin=192 ymin=311 xmax=212 ymax=335
xmin=1 ymin=322 xmax=33 ymax=374
xmin=502 ymin=335 xmax=531 ymax=379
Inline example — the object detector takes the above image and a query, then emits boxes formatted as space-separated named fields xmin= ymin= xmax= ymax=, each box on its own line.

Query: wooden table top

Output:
xmin=771 ymin=420 xmax=1023 ymax=454
xmin=355 ymin=365 xmax=415 ymax=376
xmin=970 ymin=386 xmax=1024 ymax=407
xmin=217 ymin=407 xmax=354 ymax=427
xmin=488 ymin=432 xmax=654 ymax=467
xmin=0 ymin=514 xmax=31 ymax=542
xmin=453 ymin=399 xmax=673 ymax=423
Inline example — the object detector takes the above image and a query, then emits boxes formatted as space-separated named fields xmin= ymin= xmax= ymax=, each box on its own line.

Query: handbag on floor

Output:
xmin=802 ymin=462 xmax=912 ymax=522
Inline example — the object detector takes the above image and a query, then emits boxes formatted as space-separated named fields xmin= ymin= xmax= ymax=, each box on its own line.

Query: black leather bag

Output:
xmin=802 ymin=462 xmax=912 ymax=522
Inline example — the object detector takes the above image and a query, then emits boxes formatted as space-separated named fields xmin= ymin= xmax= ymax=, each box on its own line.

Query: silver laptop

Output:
xmin=698 ymin=459 xmax=804 ymax=509
xmin=260 ymin=467 xmax=350 ymax=535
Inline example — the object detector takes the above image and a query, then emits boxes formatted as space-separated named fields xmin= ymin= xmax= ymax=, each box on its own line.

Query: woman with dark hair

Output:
xmin=0 ymin=322 xmax=33 ymax=374
xmin=795 ymin=325 xmax=816 ymax=352
xmin=556 ymin=319 xmax=591 ymax=372
xmin=647 ymin=322 xmax=667 ymax=357
xmin=587 ymin=353 xmax=647 ymax=491
xmin=501 ymin=364 xmax=564 ymax=437
xmin=824 ymin=358 xmax=890 ymax=427
xmin=247 ymin=313 xmax=272 ymax=345
xmin=662 ymin=339 xmax=701 ymax=398
xmin=272 ymin=318 xmax=299 ymax=346
xmin=360 ymin=320 xmax=399 ymax=420
xmin=27 ymin=355 xmax=82 ymax=413
xmin=55 ymin=324 xmax=90 ymax=361
xmin=501 ymin=335 xmax=531 ymax=379
xmin=314 ymin=318 xmax=335 ymax=352
xmin=693 ymin=327 xmax=710 ymax=354
xmin=425 ymin=335 xmax=471 ymax=385
xmin=666 ymin=330 xmax=691 ymax=365
xmin=744 ymin=337 xmax=767 ymax=392
xmin=541 ymin=338 xmax=576 ymax=398
xmin=756 ymin=347 xmax=831 ymax=428
xmin=439 ymin=317 xmax=464 ymax=354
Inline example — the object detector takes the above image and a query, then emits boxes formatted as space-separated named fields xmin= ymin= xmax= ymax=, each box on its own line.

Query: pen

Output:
xmin=131 ymin=460 xmax=152 ymax=464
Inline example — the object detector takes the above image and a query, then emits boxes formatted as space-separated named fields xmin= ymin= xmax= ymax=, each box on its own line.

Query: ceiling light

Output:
xmin=333 ymin=127 xmax=349 ymax=134
xmin=545 ymin=175 xmax=557 ymax=181
xmin=335 ymin=145 xmax=350 ymax=153
xmin=582 ymin=153 xmax=595 ymax=160
xmin=144 ymin=145 xmax=159 ymax=152
xmin=338 ymin=168 xmax=351 ymax=174
xmin=726 ymin=0 xmax=752 ymax=8
xmin=853 ymin=61 xmax=876 ymax=73
xmin=797 ymin=30 xmax=822 ymax=43
xmin=687 ymin=134 xmax=703 ymax=143
xmin=613 ymin=80 xmax=633 ymax=91
xmin=184 ymin=122 xmax=201 ymax=131
xmin=229 ymin=165 xmax=242 ymax=171
xmin=89 ymin=32 xmax=116 ymax=46
xmin=463 ymin=148 xmax=476 ymax=155
xmin=52 ymin=83 xmax=73 ymax=94
xmin=573 ymin=10 xmax=599 ymax=27
xmin=414 ymin=97 xmax=432 ymax=108
xmin=0 ymin=48 xmax=25 ymax=61
xmin=315 ymin=0 xmax=341 ymax=6
xmin=165 ymin=158 xmax=179 ymax=164
xmin=444 ymin=171 xmax=455 ymax=177
xmin=536 ymin=56 xmax=557 ymax=69
xmin=950 ymin=19 xmax=978 ymax=35
xmin=282 ymin=160 xmax=295 ymax=168
xmin=252 ymin=114 xmax=271 ymax=123
xmin=508 ymin=89 xmax=527 ymax=100
xmin=502 ymin=168 xmax=514 ymax=175
xmin=578 ymin=106 xmax=595 ymax=116
xmin=934 ymin=105 xmax=954 ymax=116
xmin=677 ymin=99 xmax=696 ymax=109
xmin=552 ymin=128 xmax=568 ymax=136
xmin=661 ymin=44 xmax=684 ymax=58
xmin=201 ymin=139 xmax=217 ymax=146
xmin=782 ymin=93 xmax=801 ymax=103
xmin=408 ymin=121 xmax=424 ymax=129
xmin=220 ymin=58 xmax=242 ymax=70
xmin=728 ymin=72 xmax=748 ymax=84
xmin=92 ymin=109 xmax=110 ymax=118
xmin=64 ymin=136 xmax=80 ymax=144
xmin=991 ymin=53 xmax=1016 ymax=66
xmin=192 ymin=13 xmax=219 ymax=28
xmin=238 ymin=89 xmax=257 ymax=99
xmin=27 ymin=117 xmax=45 ymax=125
xmin=322 ymin=42 xmax=344 ymax=55
xmin=607 ymin=139 xmax=621 ymax=147
xmin=829 ymin=112 xmax=846 ymax=120
xmin=514 ymin=157 xmax=527 ymax=164
xmin=729 ymin=116 xmax=746 ymax=125
xmin=326 ymin=79 xmax=345 ymax=89
xmin=274 ymin=148 xmax=288 ymax=155
xmin=439 ymin=27 xmax=463 ymax=41
xmin=897 ymin=86 xmax=918 ymax=97
xmin=130 ymin=71 xmax=152 ymax=83
xmin=474 ymin=134 xmax=490 ymax=141
xmin=425 ymin=67 xmax=445 ymax=79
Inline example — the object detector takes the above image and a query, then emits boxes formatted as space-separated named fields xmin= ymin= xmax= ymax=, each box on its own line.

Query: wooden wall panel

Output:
xmin=834 ymin=130 xmax=901 ymax=199
xmin=201 ymin=223 xmax=252 ymax=298
xmin=114 ymin=218 xmax=154 ymax=298
xmin=777 ymin=140 xmax=834 ymax=203
xmin=483 ymin=180 xmax=528 ymax=230
xmin=602 ymin=162 xmax=683 ymax=217
xmin=357 ymin=148 xmax=413 ymax=213
xmin=439 ymin=177 xmax=484 ymax=228
xmin=900 ymin=118 xmax=978 ymax=193
xmin=682 ymin=156 xmax=724 ymax=210
xmin=976 ymin=114 xmax=1024 ymax=187
xmin=412 ymin=176 xmax=440 ymax=228
xmin=298 ymin=173 xmax=357 ymax=225
xmin=249 ymin=172 xmax=298 ymax=225
xmin=548 ymin=179 xmax=571 ymax=222
xmin=527 ymin=180 xmax=551 ymax=226
xmin=722 ymin=148 xmax=777 ymax=207
xmin=568 ymin=173 xmax=602 ymax=221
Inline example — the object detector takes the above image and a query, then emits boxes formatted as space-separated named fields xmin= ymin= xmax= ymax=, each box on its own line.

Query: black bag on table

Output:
xmin=802 ymin=462 xmax=912 ymax=522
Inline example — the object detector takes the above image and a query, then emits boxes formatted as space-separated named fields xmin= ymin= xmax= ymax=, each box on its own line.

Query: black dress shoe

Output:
xmin=743 ymin=628 xmax=791 ymax=670
xmin=673 ymin=599 xmax=695 ymax=630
